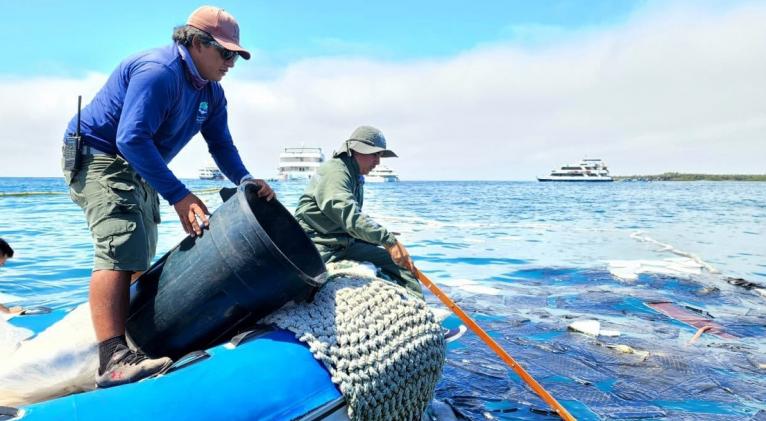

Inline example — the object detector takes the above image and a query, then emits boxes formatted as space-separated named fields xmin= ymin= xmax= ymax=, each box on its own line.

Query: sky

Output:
xmin=1 ymin=0 xmax=764 ymax=180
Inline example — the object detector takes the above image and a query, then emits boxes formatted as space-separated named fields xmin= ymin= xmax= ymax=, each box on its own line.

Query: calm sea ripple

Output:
xmin=1 ymin=177 xmax=765 ymax=419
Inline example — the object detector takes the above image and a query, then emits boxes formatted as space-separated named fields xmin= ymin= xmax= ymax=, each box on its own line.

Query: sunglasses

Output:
xmin=204 ymin=38 xmax=238 ymax=61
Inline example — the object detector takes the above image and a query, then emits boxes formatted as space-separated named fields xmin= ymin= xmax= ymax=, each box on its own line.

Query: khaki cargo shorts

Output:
xmin=64 ymin=154 xmax=160 ymax=272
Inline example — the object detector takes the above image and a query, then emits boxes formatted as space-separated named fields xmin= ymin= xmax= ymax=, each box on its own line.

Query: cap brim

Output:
xmin=214 ymin=37 xmax=251 ymax=60
xmin=349 ymin=141 xmax=397 ymax=157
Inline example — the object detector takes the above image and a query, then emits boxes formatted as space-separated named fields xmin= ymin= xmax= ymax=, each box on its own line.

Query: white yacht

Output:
xmin=537 ymin=158 xmax=613 ymax=182
xmin=198 ymin=163 xmax=224 ymax=180
xmin=275 ymin=147 xmax=324 ymax=181
xmin=365 ymin=165 xmax=400 ymax=183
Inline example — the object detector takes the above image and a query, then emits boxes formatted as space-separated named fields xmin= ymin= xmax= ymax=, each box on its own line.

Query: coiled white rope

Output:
xmin=262 ymin=262 xmax=445 ymax=420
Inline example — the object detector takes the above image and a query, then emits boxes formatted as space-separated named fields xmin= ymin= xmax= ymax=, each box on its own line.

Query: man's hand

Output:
xmin=173 ymin=193 xmax=210 ymax=237
xmin=242 ymin=179 xmax=276 ymax=201
xmin=0 ymin=304 xmax=23 ymax=314
xmin=385 ymin=240 xmax=415 ymax=274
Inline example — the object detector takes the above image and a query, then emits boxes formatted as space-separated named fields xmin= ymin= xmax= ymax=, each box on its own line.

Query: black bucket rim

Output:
xmin=236 ymin=184 xmax=327 ymax=287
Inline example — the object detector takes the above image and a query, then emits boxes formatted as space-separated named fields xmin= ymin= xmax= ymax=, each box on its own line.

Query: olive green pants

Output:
xmin=64 ymin=154 xmax=160 ymax=272
xmin=316 ymin=240 xmax=424 ymax=299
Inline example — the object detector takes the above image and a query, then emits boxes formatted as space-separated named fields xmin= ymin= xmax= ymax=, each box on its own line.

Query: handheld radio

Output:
xmin=63 ymin=95 xmax=83 ymax=172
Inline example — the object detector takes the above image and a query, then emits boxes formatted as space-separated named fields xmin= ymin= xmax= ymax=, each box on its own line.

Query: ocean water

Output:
xmin=1 ymin=178 xmax=765 ymax=419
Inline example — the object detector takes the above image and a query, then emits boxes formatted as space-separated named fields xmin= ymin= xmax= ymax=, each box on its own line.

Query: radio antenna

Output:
xmin=76 ymin=95 xmax=82 ymax=136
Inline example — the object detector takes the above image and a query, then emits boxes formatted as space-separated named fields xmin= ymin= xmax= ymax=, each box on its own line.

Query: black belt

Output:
xmin=81 ymin=144 xmax=113 ymax=156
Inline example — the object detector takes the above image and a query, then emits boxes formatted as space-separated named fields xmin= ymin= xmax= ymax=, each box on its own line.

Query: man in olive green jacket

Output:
xmin=294 ymin=126 xmax=423 ymax=298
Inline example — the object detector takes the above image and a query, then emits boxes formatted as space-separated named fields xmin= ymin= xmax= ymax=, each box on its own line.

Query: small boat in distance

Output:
xmin=199 ymin=163 xmax=224 ymax=180
xmin=537 ymin=158 xmax=613 ymax=182
xmin=276 ymin=147 xmax=324 ymax=181
xmin=365 ymin=165 xmax=400 ymax=183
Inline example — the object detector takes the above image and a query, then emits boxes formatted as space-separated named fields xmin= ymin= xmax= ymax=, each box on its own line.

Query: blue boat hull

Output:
xmin=8 ymin=311 xmax=345 ymax=420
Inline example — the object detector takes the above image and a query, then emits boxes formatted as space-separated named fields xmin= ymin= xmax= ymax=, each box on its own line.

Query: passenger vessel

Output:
xmin=198 ymin=163 xmax=224 ymax=180
xmin=537 ymin=158 xmax=613 ymax=182
xmin=275 ymin=147 xmax=324 ymax=181
xmin=365 ymin=165 xmax=400 ymax=183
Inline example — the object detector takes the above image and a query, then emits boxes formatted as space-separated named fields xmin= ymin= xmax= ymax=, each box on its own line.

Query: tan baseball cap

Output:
xmin=187 ymin=6 xmax=251 ymax=60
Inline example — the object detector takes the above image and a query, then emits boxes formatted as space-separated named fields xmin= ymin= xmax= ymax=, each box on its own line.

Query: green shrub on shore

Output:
xmin=615 ymin=172 xmax=766 ymax=181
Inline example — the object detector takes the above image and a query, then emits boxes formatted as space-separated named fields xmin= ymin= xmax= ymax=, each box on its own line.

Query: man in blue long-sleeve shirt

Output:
xmin=62 ymin=5 xmax=274 ymax=388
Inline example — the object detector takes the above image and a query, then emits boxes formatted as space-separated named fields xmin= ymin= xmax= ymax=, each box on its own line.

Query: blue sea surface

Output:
xmin=1 ymin=178 xmax=765 ymax=419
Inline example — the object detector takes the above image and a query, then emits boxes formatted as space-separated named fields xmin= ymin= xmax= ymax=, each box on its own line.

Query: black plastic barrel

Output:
xmin=126 ymin=183 xmax=327 ymax=359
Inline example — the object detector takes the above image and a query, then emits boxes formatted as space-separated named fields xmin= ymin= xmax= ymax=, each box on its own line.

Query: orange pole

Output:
xmin=414 ymin=268 xmax=576 ymax=421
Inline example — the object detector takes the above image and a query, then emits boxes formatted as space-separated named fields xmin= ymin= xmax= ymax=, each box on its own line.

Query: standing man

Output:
xmin=62 ymin=6 xmax=274 ymax=388
xmin=0 ymin=238 xmax=23 ymax=314
xmin=294 ymin=126 xmax=423 ymax=299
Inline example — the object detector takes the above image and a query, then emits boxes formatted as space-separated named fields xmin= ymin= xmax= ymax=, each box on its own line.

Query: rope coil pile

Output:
xmin=262 ymin=265 xmax=445 ymax=420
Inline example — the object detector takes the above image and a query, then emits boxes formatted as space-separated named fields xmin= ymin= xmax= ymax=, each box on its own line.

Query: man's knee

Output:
xmin=314 ymin=243 xmax=343 ymax=264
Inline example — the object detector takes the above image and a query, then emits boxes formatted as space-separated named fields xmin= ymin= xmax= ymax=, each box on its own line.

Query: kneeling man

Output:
xmin=294 ymin=126 xmax=423 ymax=298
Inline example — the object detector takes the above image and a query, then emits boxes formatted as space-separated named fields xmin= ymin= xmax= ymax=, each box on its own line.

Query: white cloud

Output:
xmin=1 ymin=2 xmax=764 ymax=180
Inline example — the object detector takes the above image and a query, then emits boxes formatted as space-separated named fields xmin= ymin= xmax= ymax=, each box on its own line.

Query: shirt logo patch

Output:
xmin=196 ymin=102 xmax=209 ymax=123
